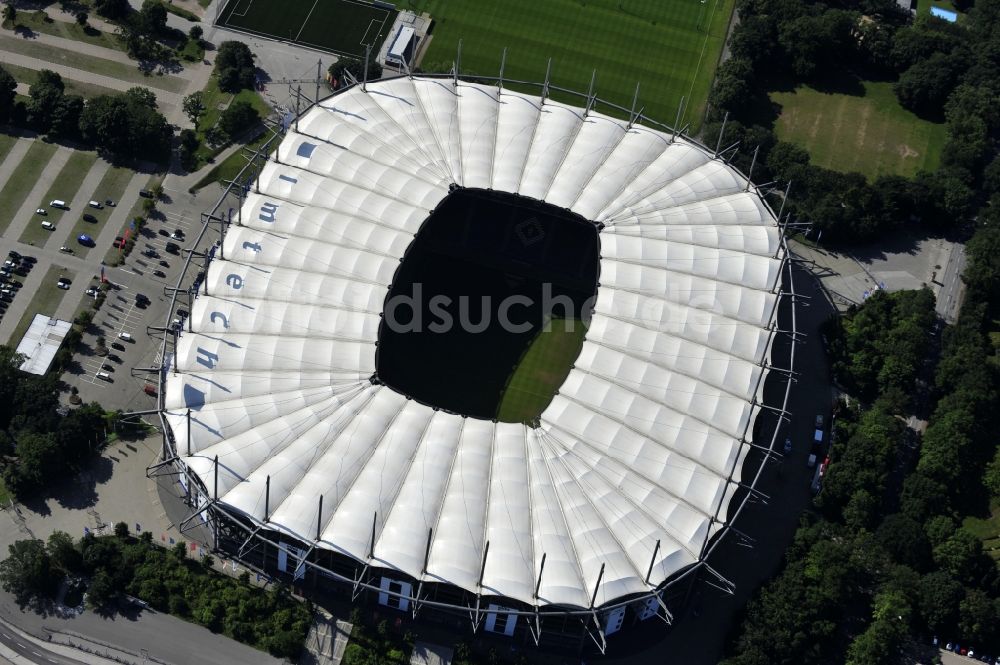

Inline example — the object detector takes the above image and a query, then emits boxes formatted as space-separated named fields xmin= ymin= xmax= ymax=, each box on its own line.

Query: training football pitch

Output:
xmin=771 ymin=81 xmax=946 ymax=180
xmin=498 ymin=319 xmax=587 ymax=424
xmin=402 ymin=0 xmax=735 ymax=130
xmin=217 ymin=0 xmax=396 ymax=57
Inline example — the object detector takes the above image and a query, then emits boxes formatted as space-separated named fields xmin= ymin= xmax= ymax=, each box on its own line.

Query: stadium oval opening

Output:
xmin=375 ymin=188 xmax=600 ymax=424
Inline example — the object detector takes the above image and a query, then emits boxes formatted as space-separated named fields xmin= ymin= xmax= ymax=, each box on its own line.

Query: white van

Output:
xmin=118 ymin=332 xmax=133 ymax=341
xmin=88 ymin=200 xmax=102 ymax=209
xmin=96 ymin=371 xmax=111 ymax=381
xmin=49 ymin=199 xmax=66 ymax=209
xmin=41 ymin=221 xmax=55 ymax=230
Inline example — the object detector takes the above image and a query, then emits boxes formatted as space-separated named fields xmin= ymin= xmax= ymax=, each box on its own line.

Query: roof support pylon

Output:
xmin=541 ymin=58 xmax=552 ymax=102
xmin=498 ymin=47 xmax=507 ymax=90
xmin=714 ymin=111 xmax=729 ymax=157
xmin=672 ymin=96 xmax=685 ymax=141
xmin=644 ymin=539 xmax=660 ymax=585
xmin=584 ymin=69 xmax=597 ymax=116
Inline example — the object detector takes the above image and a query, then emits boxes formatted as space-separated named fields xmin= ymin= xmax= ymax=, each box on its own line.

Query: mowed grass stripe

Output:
xmin=0 ymin=134 xmax=17 ymax=162
xmin=19 ymin=151 xmax=99 ymax=246
xmin=408 ymin=0 xmax=733 ymax=129
xmin=8 ymin=264 xmax=76 ymax=348
xmin=772 ymin=81 xmax=946 ymax=180
xmin=0 ymin=140 xmax=59 ymax=236
xmin=2 ymin=62 xmax=121 ymax=100
xmin=497 ymin=318 xmax=587 ymax=424
xmin=3 ymin=11 xmax=124 ymax=52
xmin=74 ymin=166 xmax=135 ymax=259
xmin=0 ymin=33 xmax=186 ymax=93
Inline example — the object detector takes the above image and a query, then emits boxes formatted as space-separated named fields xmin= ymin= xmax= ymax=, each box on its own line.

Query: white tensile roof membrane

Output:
xmin=166 ymin=77 xmax=784 ymax=611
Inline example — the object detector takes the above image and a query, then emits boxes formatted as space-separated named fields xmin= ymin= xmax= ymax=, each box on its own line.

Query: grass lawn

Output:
xmin=0 ymin=140 xmax=58 ymax=236
xmin=963 ymin=500 xmax=1000 ymax=565
xmin=0 ymin=133 xmax=18 ymax=162
xmin=0 ymin=33 xmax=186 ymax=94
xmin=71 ymin=166 xmax=136 ymax=260
xmin=2 ymin=10 xmax=123 ymax=52
xmin=193 ymin=127 xmax=278 ymax=190
xmin=18 ymin=150 xmax=99 ymax=247
xmin=8 ymin=264 xmax=77 ymax=349
xmin=771 ymin=80 xmax=946 ymax=180
xmin=193 ymin=77 xmax=271 ymax=166
xmin=2 ymin=61 xmax=120 ymax=100
xmin=401 ymin=0 xmax=733 ymax=130
xmin=497 ymin=318 xmax=587 ymax=423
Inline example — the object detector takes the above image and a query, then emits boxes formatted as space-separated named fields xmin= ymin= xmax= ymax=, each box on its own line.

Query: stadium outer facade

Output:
xmin=149 ymin=72 xmax=799 ymax=653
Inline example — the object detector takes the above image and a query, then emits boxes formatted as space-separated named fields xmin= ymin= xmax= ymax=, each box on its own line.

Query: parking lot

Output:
xmin=60 ymin=185 xmax=221 ymax=410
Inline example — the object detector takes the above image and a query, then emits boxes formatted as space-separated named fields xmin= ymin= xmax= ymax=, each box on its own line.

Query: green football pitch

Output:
xmin=402 ymin=0 xmax=735 ymax=130
xmin=217 ymin=0 xmax=396 ymax=57
xmin=498 ymin=319 xmax=587 ymax=424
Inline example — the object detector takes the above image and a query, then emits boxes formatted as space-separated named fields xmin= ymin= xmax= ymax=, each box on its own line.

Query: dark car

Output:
xmin=83 ymin=213 xmax=97 ymax=223
xmin=7 ymin=251 xmax=20 ymax=260
xmin=139 ymin=189 xmax=153 ymax=198
xmin=111 ymin=341 xmax=125 ymax=351
xmin=165 ymin=242 xmax=180 ymax=254
xmin=135 ymin=293 xmax=150 ymax=307
xmin=158 ymin=229 xmax=170 ymax=237
xmin=159 ymin=260 xmax=170 ymax=268
xmin=143 ymin=248 xmax=158 ymax=258
xmin=105 ymin=198 xmax=116 ymax=207
xmin=153 ymin=270 xmax=166 ymax=278
xmin=20 ymin=255 xmax=35 ymax=263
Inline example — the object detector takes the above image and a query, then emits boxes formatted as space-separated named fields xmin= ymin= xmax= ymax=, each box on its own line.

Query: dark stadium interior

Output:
xmin=376 ymin=188 xmax=600 ymax=420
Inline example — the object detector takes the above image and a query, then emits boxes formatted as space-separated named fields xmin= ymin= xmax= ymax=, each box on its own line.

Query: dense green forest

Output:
xmin=722 ymin=245 xmax=1000 ymax=663
xmin=706 ymin=0 xmax=1000 ymax=243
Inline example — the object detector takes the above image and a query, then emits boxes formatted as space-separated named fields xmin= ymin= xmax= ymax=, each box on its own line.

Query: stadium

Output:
xmin=152 ymin=73 xmax=796 ymax=652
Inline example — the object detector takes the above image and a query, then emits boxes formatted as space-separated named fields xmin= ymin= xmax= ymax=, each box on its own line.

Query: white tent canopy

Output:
xmin=167 ymin=77 xmax=785 ymax=611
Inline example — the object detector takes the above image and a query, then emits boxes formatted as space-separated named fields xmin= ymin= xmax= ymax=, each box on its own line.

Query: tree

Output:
xmin=0 ymin=65 xmax=15 ymax=124
xmin=136 ymin=0 xmax=167 ymax=35
xmin=215 ymin=41 xmax=256 ymax=93
xmin=0 ymin=539 xmax=59 ymax=604
xmin=894 ymin=52 xmax=963 ymax=118
xmin=218 ymin=100 xmax=259 ymax=138
xmin=80 ymin=91 xmax=171 ymax=161
xmin=125 ymin=86 xmax=158 ymax=109
xmin=47 ymin=531 xmax=82 ymax=574
xmin=76 ymin=10 xmax=88 ymax=27
xmin=182 ymin=91 xmax=205 ymax=127
xmin=189 ymin=25 xmax=203 ymax=42
xmin=328 ymin=56 xmax=382 ymax=89
xmin=50 ymin=95 xmax=84 ymax=139
xmin=2 ymin=4 xmax=16 ymax=25
xmin=27 ymin=69 xmax=66 ymax=133
xmin=93 ymin=0 xmax=130 ymax=20
xmin=959 ymin=588 xmax=997 ymax=645
xmin=86 ymin=569 xmax=116 ymax=608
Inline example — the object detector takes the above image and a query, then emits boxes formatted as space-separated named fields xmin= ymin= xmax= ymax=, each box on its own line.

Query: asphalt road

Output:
xmin=0 ymin=620 xmax=86 ymax=665
xmin=935 ymin=242 xmax=966 ymax=324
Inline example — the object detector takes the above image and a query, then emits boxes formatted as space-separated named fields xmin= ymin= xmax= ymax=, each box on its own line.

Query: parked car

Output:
xmin=143 ymin=248 xmax=158 ymax=258
xmin=783 ymin=437 xmax=792 ymax=454
xmin=171 ymin=230 xmax=184 ymax=240
xmin=158 ymin=229 xmax=170 ymax=237
xmin=88 ymin=200 xmax=102 ymax=209
xmin=78 ymin=234 xmax=95 ymax=247
xmin=21 ymin=256 xmax=35 ymax=263
xmin=83 ymin=213 xmax=97 ymax=223
xmin=165 ymin=242 xmax=180 ymax=254
xmin=85 ymin=288 xmax=98 ymax=297
xmin=35 ymin=208 xmax=46 ymax=216
xmin=135 ymin=293 xmax=150 ymax=307
xmin=49 ymin=199 xmax=66 ymax=208
xmin=41 ymin=221 xmax=55 ymax=230
xmin=118 ymin=332 xmax=133 ymax=342
xmin=111 ymin=341 xmax=125 ymax=351
xmin=153 ymin=270 xmax=166 ymax=278
xmin=7 ymin=251 xmax=20 ymax=260
xmin=56 ymin=279 xmax=70 ymax=290
xmin=113 ymin=236 xmax=125 ymax=248
xmin=105 ymin=198 xmax=116 ymax=207
xmin=139 ymin=189 xmax=153 ymax=198
xmin=59 ymin=246 xmax=74 ymax=254
xmin=96 ymin=371 xmax=111 ymax=381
